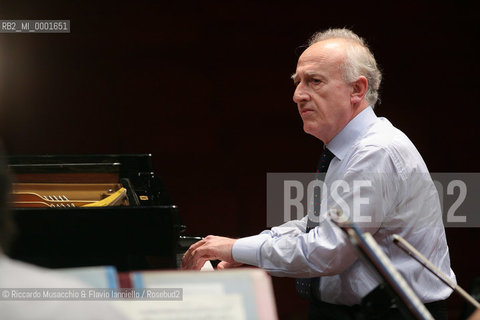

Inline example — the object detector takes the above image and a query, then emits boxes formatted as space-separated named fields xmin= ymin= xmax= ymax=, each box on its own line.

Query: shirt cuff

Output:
xmin=232 ymin=234 xmax=270 ymax=266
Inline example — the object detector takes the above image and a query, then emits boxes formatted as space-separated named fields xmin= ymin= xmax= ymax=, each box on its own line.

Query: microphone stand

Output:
xmin=393 ymin=234 xmax=480 ymax=310
xmin=329 ymin=209 xmax=434 ymax=320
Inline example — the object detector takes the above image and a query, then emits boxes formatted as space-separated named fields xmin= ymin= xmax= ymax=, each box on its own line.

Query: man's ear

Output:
xmin=351 ymin=76 xmax=368 ymax=105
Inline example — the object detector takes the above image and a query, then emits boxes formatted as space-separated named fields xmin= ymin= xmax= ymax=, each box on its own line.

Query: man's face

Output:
xmin=292 ymin=40 xmax=356 ymax=144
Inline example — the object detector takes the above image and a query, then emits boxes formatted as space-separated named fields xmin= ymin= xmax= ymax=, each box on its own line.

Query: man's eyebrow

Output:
xmin=291 ymin=71 xmax=325 ymax=83
xmin=305 ymin=71 xmax=324 ymax=78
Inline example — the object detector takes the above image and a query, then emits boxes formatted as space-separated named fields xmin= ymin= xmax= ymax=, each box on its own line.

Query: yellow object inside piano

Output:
xmin=11 ymin=183 xmax=128 ymax=208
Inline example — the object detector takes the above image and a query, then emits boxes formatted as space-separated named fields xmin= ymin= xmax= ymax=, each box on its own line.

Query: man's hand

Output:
xmin=181 ymin=235 xmax=238 ymax=270
xmin=216 ymin=261 xmax=244 ymax=269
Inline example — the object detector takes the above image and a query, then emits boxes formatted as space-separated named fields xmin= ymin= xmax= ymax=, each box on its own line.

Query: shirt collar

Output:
xmin=327 ymin=106 xmax=377 ymax=161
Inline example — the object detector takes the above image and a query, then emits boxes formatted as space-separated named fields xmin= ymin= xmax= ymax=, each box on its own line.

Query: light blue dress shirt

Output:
xmin=232 ymin=106 xmax=455 ymax=305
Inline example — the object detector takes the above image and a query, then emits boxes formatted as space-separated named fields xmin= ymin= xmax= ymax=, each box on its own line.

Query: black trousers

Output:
xmin=308 ymin=299 xmax=448 ymax=320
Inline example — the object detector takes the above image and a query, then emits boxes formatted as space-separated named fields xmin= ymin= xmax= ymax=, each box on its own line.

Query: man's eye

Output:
xmin=312 ymin=79 xmax=322 ymax=84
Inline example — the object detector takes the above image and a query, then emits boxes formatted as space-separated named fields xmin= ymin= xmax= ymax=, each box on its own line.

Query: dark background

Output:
xmin=0 ymin=1 xmax=478 ymax=319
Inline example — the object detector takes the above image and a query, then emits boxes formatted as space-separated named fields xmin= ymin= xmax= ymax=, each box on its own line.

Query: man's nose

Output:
xmin=293 ymin=84 xmax=309 ymax=103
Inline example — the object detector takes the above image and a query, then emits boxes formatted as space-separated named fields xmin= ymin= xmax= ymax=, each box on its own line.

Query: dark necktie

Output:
xmin=296 ymin=147 xmax=335 ymax=301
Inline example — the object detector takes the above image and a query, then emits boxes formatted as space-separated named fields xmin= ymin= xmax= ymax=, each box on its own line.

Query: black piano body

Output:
xmin=5 ymin=154 xmax=184 ymax=271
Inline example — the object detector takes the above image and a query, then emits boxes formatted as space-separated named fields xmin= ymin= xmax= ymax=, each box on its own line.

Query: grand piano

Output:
xmin=6 ymin=154 xmax=188 ymax=271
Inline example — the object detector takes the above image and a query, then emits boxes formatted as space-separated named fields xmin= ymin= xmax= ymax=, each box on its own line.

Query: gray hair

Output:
xmin=308 ymin=28 xmax=382 ymax=107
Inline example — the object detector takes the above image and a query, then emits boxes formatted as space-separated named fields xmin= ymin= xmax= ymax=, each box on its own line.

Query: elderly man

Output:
xmin=182 ymin=28 xmax=455 ymax=319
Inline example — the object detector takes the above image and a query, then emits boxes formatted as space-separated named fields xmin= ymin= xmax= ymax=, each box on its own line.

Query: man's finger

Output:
xmin=182 ymin=244 xmax=217 ymax=270
xmin=194 ymin=256 xmax=210 ymax=270
xmin=217 ymin=261 xmax=243 ymax=269
xmin=183 ymin=239 xmax=206 ymax=260
xmin=217 ymin=261 xmax=231 ymax=269
xmin=188 ymin=238 xmax=208 ymax=252
xmin=181 ymin=238 xmax=208 ymax=269
xmin=183 ymin=254 xmax=210 ymax=270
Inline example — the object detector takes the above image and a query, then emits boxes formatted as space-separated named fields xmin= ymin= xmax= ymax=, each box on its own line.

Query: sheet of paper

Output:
xmin=125 ymin=269 xmax=277 ymax=320
xmin=56 ymin=265 xmax=118 ymax=288
xmin=114 ymin=294 xmax=246 ymax=320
